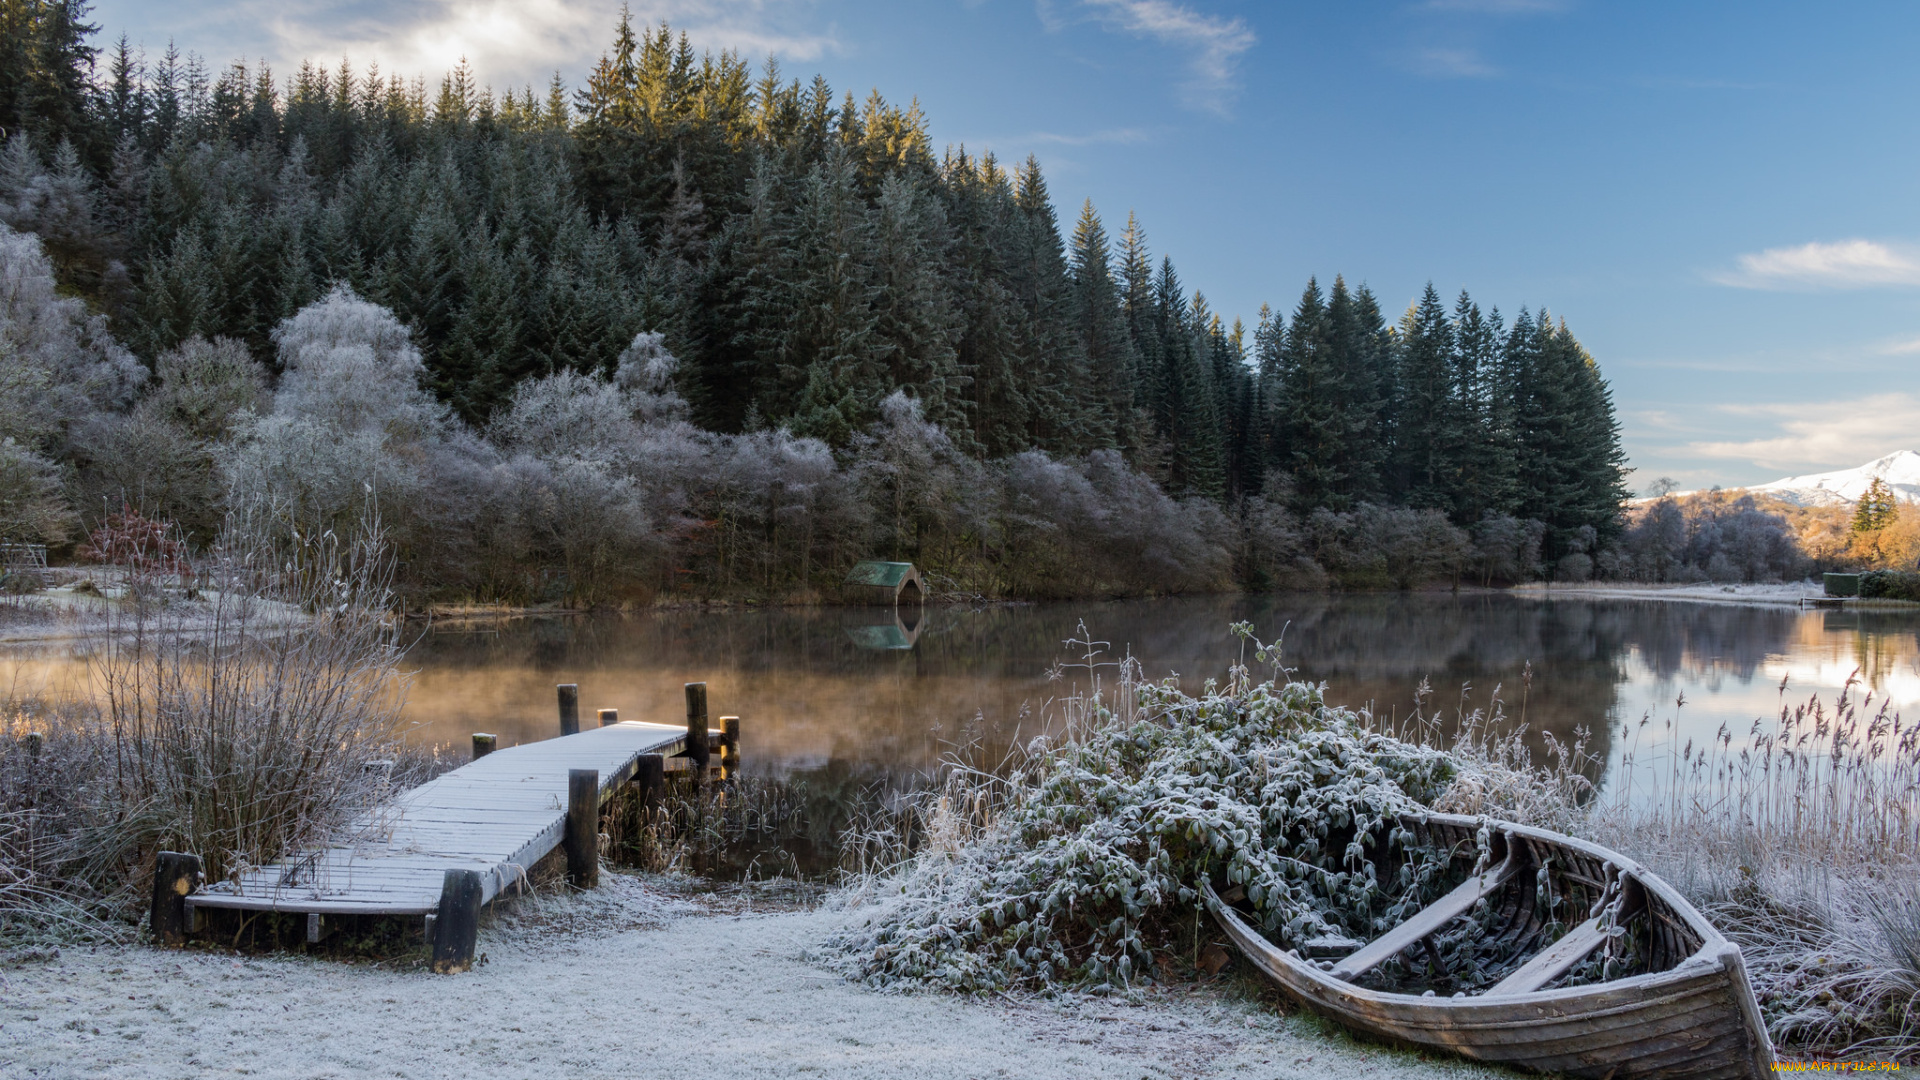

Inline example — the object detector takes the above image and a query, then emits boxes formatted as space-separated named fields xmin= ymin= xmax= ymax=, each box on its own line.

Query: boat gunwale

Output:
xmin=1204 ymin=810 xmax=1775 ymax=1077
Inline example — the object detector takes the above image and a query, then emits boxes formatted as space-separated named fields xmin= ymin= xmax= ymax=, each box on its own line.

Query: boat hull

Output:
xmin=1207 ymin=814 xmax=1773 ymax=1080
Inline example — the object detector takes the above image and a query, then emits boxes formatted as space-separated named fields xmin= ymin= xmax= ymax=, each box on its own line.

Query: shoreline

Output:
xmin=1512 ymin=581 xmax=1920 ymax=610
xmin=0 ymin=875 xmax=1510 ymax=1080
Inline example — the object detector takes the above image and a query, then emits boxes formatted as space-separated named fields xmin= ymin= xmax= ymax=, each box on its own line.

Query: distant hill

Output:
xmin=1739 ymin=451 xmax=1920 ymax=506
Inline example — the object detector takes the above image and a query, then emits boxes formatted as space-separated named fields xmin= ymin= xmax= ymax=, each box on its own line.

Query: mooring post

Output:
xmin=598 ymin=708 xmax=619 ymax=727
xmin=472 ymin=733 xmax=496 ymax=760
xmin=25 ymin=730 xmax=41 ymax=759
xmin=636 ymin=754 xmax=665 ymax=820
xmin=720 ymin=716 xmax=741 ymax=780
xmin=431 ymin=868 xmax=483 ymax=974
xmin=149 ymin=851 xmax=203 ymax=946
xmin=685 ymin=682 xmax=710 ymax=780
xmin=566 ymin=768 xmax=600 ymax=889
xmin=557 ymin=683 xmax=580 ymax=736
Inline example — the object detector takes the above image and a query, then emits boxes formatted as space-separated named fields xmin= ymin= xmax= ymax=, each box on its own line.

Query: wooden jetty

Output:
xmin=152 ymin=682 xmax=740 ymax=972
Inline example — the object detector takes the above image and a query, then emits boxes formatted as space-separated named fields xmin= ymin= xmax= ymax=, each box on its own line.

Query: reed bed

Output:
xmin=0 ymin=507 xmax=414 ymax=938
xmin=1578 ymin=678 xmax=1920 ymax=1061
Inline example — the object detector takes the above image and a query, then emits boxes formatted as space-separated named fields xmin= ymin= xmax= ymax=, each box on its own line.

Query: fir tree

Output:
xmin=1853 ymin=477 xmax=1900 ymax=534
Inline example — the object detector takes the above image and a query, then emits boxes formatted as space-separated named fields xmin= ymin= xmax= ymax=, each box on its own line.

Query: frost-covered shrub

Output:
xmin=0 ymin=220 xmax=144 ymax=453
xmin=828 ymin=645 xmax=1472 ymax=993
xmin=0 ymin=437 xmax=73 ymax=543
xmin=1305 ymin=503 xmax=1471 ymax=590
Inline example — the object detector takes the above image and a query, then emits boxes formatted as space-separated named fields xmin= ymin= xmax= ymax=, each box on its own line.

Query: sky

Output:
xmin=84 ymin=0 xmax=1920 ymax=493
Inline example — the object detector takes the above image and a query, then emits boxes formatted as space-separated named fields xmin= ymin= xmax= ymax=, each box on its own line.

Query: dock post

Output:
xmin=471 ymin=733 xmax=496 ymax=760
xmin=720 ymin=716 xmax=741 ymax=780
xmin=685 ymin=682 xmax=710 ymax=781
xmin=431 ymin=868 xmax=483 ymax=974
xmin=598 ymin=708 xmax=619 ymax=727
xmin=636 ymin=754 xmax=665 ymax=819
xmin=149 ymin=851 xmax=202 ymax=945
xmin=557 ymin=683 xmax=580 ymax=736
xmin=566 ymin=768 xmax=600 ymax=889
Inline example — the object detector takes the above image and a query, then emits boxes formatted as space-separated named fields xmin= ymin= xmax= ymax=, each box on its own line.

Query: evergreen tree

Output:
xmin=1390 ymin=282 xmax=1456 ymax=509
xmin=1853 ymin=477 xmax=1899 ymax=534
xmin=1066 ymin=199 xmax=1132 ymax=451
xmin=1151 ymin=257 xmax=1223 ymax=498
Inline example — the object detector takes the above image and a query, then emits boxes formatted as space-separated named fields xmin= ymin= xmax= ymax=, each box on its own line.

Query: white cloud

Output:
xmin=1021 ymin=127 xmax=1151 ymax=146
xmin=1407 ymin=46 xmax=1496 ymax=78
xmin=1712 ymin=238 xmax=1920 ymax=290
xmin=1683 ymin=393 xmax=1920 ymax=472
xmin=163 ymin=0 xmax=836 ymax=93
xmin=1422 ymin=0 xmax=1569 ymax=11
xmin=1075 ymin=0 xmax=1256 ymax=112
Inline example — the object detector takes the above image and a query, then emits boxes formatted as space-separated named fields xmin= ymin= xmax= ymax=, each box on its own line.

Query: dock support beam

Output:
xmin=720 ymin=716 xmax=741 ymax=779
xmin=557 ymin=683 xmax=580 ymax=736
xmin=566 ymin=768 xmax=600 ymax=889
xmin=149 ymin=851 xmax=202 ymax=945
xmin=685 ymin=682 xmax=710 ymax=781
xmin=471 ymin=732 xmax=496 ymax=760
xmin=598 ymin=708 xmax=619 ymax=727
xmin=636 ymin=754 xmax=665 ymax=819
xmin=431 ymin=869 xmax=483 ymax=973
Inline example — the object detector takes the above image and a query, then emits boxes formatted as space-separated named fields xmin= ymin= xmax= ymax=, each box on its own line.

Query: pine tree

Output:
xmin=1066 ymin=199 xmax=1133 ymax=451
xmin=1853 ymin=477 xmax=1899 ymax=534
xmin=1152 ymin=257 xmax=1224 ymax=498
xmin=1390 ymin=282 xmax=1456 ymax=509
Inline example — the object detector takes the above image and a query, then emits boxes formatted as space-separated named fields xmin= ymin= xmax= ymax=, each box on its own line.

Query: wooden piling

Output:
xmin=685 ymin=682 xmax=710 ymax=777
xmin=472 ymin=733 xmax=496 ymax=760
xmin=635 ymin=754 xmax=665 ymax=819
xmin=430 ymin=868 xmax=483 ymax=973
xmin=557 ymin=683 xmax=580 ymax=736
xmin=598 ymin=708 xmax=619 ymax=727
xmin=565 ymin=768 xmax=600 ymax=889
xmin=25 ymin=730 xmax=41 ymax=759
xmin=149 ymin=851 xmax=203 ymax=946
xmin=720 ymin=716 xmax=741 ymax=779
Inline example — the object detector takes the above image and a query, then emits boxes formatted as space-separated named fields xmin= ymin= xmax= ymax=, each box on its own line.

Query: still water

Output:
xmin=393 ymin=594 xmax=1920 ymax=795
xmin=7 ymin=594 xmax=1917 ymax=796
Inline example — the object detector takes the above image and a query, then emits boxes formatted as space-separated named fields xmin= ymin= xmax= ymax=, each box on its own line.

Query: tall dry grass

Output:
xmin=0 ymin=503 xmax=413 ymax=934
xmin=1580 ymin=678 xmax=1920 ymax=1059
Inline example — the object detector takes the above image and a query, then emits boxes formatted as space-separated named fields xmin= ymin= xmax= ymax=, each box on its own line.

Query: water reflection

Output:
xmin=5 ymin=594 xmax=1917 ymax=797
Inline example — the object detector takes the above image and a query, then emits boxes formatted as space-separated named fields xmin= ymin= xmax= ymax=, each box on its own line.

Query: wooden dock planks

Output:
xmin=186 ymin=721 xmax=688 ymax=918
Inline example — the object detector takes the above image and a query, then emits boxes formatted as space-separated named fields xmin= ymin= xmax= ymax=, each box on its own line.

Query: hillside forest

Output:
xmin=0 ymin=4 xmax=1859 ymax=603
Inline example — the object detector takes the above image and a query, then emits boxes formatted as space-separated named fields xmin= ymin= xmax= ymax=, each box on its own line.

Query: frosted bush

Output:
xmin=827 ymin=636 xmax=1472 ymax=994
xmin=270 ymin=285 xmax=446 ymax=439
xmin=0 ymin=221 xmax=144 ymax=449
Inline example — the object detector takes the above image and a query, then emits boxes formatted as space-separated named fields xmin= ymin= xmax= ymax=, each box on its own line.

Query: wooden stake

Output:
xmin=557 ymin=683 xmax=580 ymax=736
xmin=472 ymin=733 xmax=496 ymax=760
xmin=685 ymin=682 xmax=710 ymax=777
xmin=720 ymin=716 xmax=741 ymax=779
xmin=566 ymin=768 xmax=599 ymax=889
xmin=149 ymin=851 xmax=202 ymax=946
xmin=635 ymin=754 xmax=665 ymax=819
xmin=598 ymin=708 xmax=619 ymax=727
xmin=431 ymin=869 xmax=483 ymax=974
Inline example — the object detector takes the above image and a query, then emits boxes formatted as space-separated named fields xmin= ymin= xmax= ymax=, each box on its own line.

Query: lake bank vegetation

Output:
xmin=822 ymin=628 xmax=1920 ymax=1062
xmin=0 ymin=8 xmax=1643 ymax=604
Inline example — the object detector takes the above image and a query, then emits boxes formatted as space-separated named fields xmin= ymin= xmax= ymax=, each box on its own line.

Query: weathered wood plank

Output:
xmin=1484 ymin=916 xmax=1608 ymax=997
xmin=1329 ymin=855 xmax=1518 ymax=981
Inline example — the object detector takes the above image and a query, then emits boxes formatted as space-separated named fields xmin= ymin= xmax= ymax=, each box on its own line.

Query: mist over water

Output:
xmin=389 ymin=595 xmax=1920 ymax=798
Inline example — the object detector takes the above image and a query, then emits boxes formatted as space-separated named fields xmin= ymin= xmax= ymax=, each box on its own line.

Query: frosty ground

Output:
xmin=0 ymin=873 xmax=1513 ymax=1080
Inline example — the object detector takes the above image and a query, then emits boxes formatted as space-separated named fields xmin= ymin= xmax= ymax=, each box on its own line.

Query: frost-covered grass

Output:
xmin=824 ymin=626 xmax=1543 ymax=994
xmin=1580 ymin=679 xmax=1920 ymax=1060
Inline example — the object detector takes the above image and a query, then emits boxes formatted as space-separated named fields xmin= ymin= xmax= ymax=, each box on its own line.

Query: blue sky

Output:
xmin=88 ymin=1 xmax=1920 ymax=492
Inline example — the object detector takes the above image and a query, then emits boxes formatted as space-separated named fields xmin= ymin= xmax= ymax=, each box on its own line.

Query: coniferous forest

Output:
xmin=0 ymin=5 xmax=1638 ymax=603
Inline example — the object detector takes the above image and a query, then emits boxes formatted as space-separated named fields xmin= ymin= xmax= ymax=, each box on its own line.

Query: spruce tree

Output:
xmin=1152 ymin=257 xmax=1224 ymax=499
xmin=1390 ymin=283 xmax=1456 ymax=509
xmin=1067 ymin=200 xmax=1133 ymax=451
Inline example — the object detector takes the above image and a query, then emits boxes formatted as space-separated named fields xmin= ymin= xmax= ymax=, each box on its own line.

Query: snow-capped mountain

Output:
xmin=1743 ymin=450 xmax=1920 ymax=506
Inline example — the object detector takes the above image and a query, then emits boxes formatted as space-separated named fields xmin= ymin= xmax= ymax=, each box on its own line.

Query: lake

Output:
xmin=394 ymin=593 xmax=1920 ymax=796
xmin=7 ymin=593 xmax=1916 ymax=799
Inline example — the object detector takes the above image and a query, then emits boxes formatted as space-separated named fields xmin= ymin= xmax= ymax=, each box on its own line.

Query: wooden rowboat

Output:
xmin=1205 ymin=812 xmax=1773 ymax=1079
